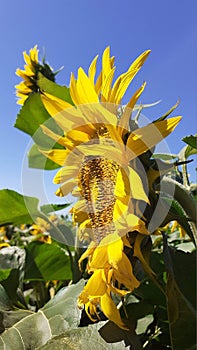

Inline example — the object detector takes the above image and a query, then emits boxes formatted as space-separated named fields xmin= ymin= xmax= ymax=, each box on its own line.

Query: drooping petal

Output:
xmin=113 ymin=197 xmax=130 ymax=223
xmin=107 ymin=236 xmax=123 ymax=268
xmin=84 ymin=269 xmax=107 ymax=297
xmin=89 ymin=244 xmax=108 ymax=269
xmin=100 ymin=292 xmax=128 ymax=330
xmin=133 ymin=234 xmax=156 ymax=278
xmin=128 ymin=166 xmax=149 ymax=203
xmin=113 ymin=252 xmax=140 ymax=290
xmin=78 ymin=241 xmax=97 ymax=268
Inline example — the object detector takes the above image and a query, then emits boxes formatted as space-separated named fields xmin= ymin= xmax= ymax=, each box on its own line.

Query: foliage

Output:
xmin=0 ymin=47 xmax=196 ymax=349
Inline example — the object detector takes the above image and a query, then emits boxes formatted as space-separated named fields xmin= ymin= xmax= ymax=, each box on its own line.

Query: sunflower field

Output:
xmin=0 ymin=46 xmax=196 ymax=350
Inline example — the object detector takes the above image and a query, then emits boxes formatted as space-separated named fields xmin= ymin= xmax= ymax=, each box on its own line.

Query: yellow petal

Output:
xmin=111 ymin=50 xmax=150 ymax=104
xmin=41 ymin=93 xmax=71 ymax=116
xmin=67 ymin=128 xmax=91 ymax=144
xmin=53 ymin=166 xmax=79 ymax=184
xmin=40 ymin=125 xmax=73 ymax=149
xmin=128 ymin=50 xmax=151 ymax=73
xmin=126 ymin=116 xmax=182 ymax=160
xmin=114 ymin=70 xmax=139 ymax=105
xmin=84 ymin=269 xmax=107 ymax=297
xmin=133 ymin=234 xmax=156 ymax=278
xmin=101 ymin=67 xmax=116 ymax=101
xmin=102 ymin=47 xmax=111 ymax=80
xmin=113 ymin=197 xmax=130 ymax=223
xmin=89 ymin=245 xmax=108 ymax=269
xmin=100 ymin=292 xmax=128 ymax=330
xmin=76 ymin=68 xmax=99 ymax=104
xmin=114 ymin=168 xmax=130 ymax=198
xmin=95 ymin=71 xmax=102 ymax=95
xmin=88 ymin=55 xmax=98 ymax=84
xmin=126 ymin=214 xmax=149 ymax=234
xmin=76 ymin=143 xmax=123 ymax=166
xmin=118 ymin=82 xmax=146 ymax=132
xmin=128 ymin=167 xmax=149 ymax=203
xmin=113 ymin=252 xmax=140 ymax=290
xmin=40 ymin=149 xmax=69 ymax=166
xmin=107 ymin=236 xmax=123 ymax=268
xmin=55 ymin=179 xmax=77 ymax=196
xmin=78 ymin=241 xmax=97 ymax=268
xmin=70 ymin=72 xmax=80 ymax=105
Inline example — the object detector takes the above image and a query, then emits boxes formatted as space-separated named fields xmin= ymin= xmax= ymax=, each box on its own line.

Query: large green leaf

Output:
xmin=15 ymin=93 xmax=64 ymax=149
xmin=25 ymin=241 xmax=72 ymax=281
xmin=0 ymin=189 xmax=40 ymax=226
xmin=14 ymin=93 xmax=51 ymax=137
xmin=28 ymin=143 xmax=61 ymax=170
xmin=163 ymin=235 xmax=196 ymax=350
xmin=0 ymin=280 xmax=85 ymax=349
xmin=38 ymin=322 xmax=126 ymax=350
xmin=37 ymin=73 xmax=74 ymax=104
xmin=0 ymin=189 xmax=72 ymax=245
xmin=168 ymin=248 xmax=196 ymax=309
xmin=166 ymin=274 xmax=196 ymax=350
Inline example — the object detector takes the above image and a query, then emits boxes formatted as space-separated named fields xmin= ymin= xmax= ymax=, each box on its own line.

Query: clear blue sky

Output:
xmin=0 ymin=0 xmax=196 ymax=206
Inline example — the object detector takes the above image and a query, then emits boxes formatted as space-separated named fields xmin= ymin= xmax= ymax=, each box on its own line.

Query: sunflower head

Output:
xmin=15 ymin=45 xmax=56 ymax=105
xmin=22 ymin=45 xmax=182 ymax=329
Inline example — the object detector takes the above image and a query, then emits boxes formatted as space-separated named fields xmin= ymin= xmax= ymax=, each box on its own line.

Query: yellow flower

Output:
xmin=31 ymin=217 xmax=52 ymax=244
xmin=38 ymin=46 xmax=181 ymax=328
xmin=171 ymin=220 xmax=187 ymax=238
xmin=15 ymin=45 xmax=56 ymax=105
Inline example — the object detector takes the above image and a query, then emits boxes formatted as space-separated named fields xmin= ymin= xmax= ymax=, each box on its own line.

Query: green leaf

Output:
xmin=14 ymin=93 xmax=51 ymax=137
xmin=0 ymin=189 xmax=40 ymax=226
xmin=14 ymin=93 xmax=65 ymax=150
xmin=24 ymin=241 xmax=72 ymax=281
xmin=28 ymin=143 xmax=61 ymax=170
xmin=99 ymin=321 xmax=142 ymax=350
xmin=0 ymin=284 xmax=13 ymax=311
xmin=0 ymin=309 xmax=34 ymax=333
xmin=40 ymin=203 xmax=71 ymax=215
xmin=0 ymin=280 xmax=85 ymax=349
xmin=182 ymin=135 xmax=197 ymax=149
xmin=0 ymin=269 xmax=11 ymax=281
xmin=166 ymin=274 xmax=196 ymax=350
xmin=37 ymin=73 xmax=74 ymax=104
xmin=152 ymin=153 xmax=178 ymax=161
xmin=168 ymin=248 xmax=196 ymax=309
xmin=162 ymin=234 xmax=197 ymax=350
xmin=38 ymin=322 xmax=126 ymax=350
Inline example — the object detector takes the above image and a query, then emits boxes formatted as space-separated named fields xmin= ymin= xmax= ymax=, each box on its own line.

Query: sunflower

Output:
xmin=38 ymin=47 xmax=181 ymax=328
xmin=31 ymin=217 xmax=52 ymax=244
xmin=15 ymin=45 xmax=56 ymax=105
